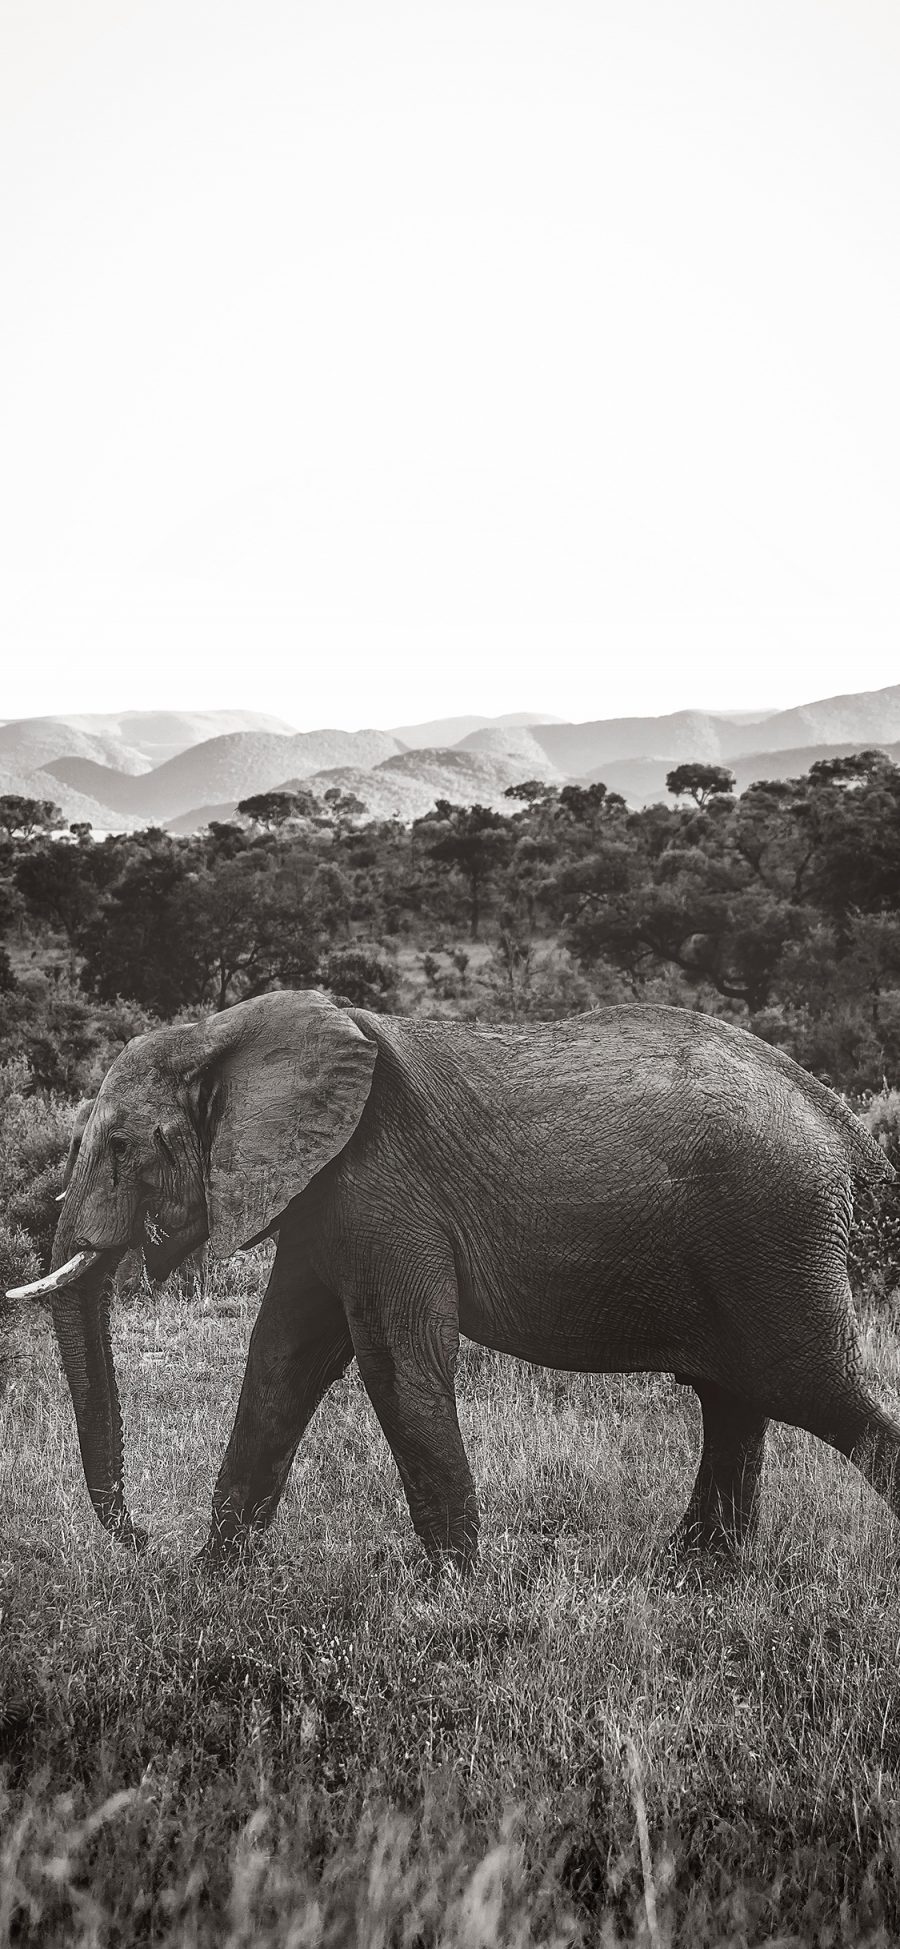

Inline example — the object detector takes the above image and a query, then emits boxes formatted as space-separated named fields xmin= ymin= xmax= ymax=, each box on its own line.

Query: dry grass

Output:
xmin=4 ymin=1259 xmax=900 ymax=1945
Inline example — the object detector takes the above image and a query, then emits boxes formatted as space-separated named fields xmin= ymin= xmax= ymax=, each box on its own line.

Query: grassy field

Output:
xmin=4 ymin=1256 xmax=900 ymax=1946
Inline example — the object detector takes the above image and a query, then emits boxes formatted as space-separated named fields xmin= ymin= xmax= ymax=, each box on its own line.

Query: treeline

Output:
xmin=2 ymin=749 xmax=900 ymax=1098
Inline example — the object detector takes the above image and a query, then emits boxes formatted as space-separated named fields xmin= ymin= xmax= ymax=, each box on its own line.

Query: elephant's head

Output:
xmin=8 ymin=991 xmax=376 ymax=1545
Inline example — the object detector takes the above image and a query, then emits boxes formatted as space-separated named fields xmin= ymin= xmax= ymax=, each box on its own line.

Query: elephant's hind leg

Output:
xmin=350 ymin=1302 xmax=478 ymax=1572
xmin=787 ymin=1384 xmax=900 ymax=1528
xmin=734 ymin=1263 xmax=900 ymax=1538
xmin=672 ymin=1381 xmax=768 ymax=1555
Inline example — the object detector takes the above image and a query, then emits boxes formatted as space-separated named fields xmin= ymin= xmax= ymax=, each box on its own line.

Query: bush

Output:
xmin=321 ymin=947 xmax=399 ymax=1013
xmin=8 ymin=1158 xmax=67 ymax=1271
xmin=0 ymin=971 xmax=153 ymax=1097
xmin=848 ymin=1089 xmax=900 ymax=1300
xmin=0 ymin=1059 xmax=74 ymax=1273
xmin=0 ymin=1219 xmax=39 ymax=1293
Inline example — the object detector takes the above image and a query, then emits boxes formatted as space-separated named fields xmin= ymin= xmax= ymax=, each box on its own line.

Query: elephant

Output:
xmin=7 ymin=987 xmax=900 ymax=1568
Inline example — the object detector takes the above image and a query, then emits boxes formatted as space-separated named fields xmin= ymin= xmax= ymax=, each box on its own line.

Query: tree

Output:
xmin=503 ymin=780 xmax=557 ymax=805
xmin=172 ymin=854 xmax=320 ymax=1009
xmin=665 ymin=764 xmax=735 ymax=808
xmin=417 ymin=802 xmax=513 ymax=940
xmin=807 ymin=749 xmax=891 ymax=788
xmin=14 ymin=840 xmax=100 ymax=939
xmin=0 ymin=872 xmax=18 ymax=994
xmin=321 ymin=786 xmax=368 ymax=826
xmin=507 ymin=832 xmax=560 ymax=930
xmin=0 ymin=795 xmax=63 ymax=839
xmin=309 ymin=861 xmax=354 ymax=941
xmin=567 ymin=874 xmax=802 ymax=1011
xmin=202 ymin=820 xmax=249 ymax=863
xmin=557 ymin=782 xmax=624 ymax=823
xmin=320 ymin=946 xmax=398 ymax=1011
xmin=236 ymin=790 xmax=317 ymax=832
xmin=78 ymin=841 xmax=202 ymax=1014
xmin=799 ymin=758 xmax=900 ymax=924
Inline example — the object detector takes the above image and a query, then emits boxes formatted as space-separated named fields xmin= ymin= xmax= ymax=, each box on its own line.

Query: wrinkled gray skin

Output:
xmin=63 ymin=1103 xmax=207 ymax=1302
xmin=27 ymin=989 xmax=900 ymax=1568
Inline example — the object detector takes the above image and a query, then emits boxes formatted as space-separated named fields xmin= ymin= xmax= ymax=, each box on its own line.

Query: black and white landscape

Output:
xmin=4 ymin=0 xmax=900 ymax=1936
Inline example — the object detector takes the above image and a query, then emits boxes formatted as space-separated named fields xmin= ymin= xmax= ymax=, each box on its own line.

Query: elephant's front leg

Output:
xmin=202 ymin=1250 xmax=353 ymax=1560
xmin=350 ymin=1300 xmax=478 ymax=1571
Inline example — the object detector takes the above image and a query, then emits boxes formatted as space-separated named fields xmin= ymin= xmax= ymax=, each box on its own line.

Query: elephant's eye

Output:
xmin=108 ymin=1132 xmax=128 ymax=1187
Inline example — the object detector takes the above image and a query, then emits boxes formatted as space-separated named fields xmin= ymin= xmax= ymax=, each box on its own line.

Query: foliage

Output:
xmin=2 ymin=748 xmax=900 ymax=1092
xmin=0 ymin=971 xmax=152 ymax=1097
xmin=0 ymin=1057 xmax=74 ymax=1280
xmin=237 ymin=789 xmax=319 ymax=831
xmin=0 ymin=794 xmax=62 ymax=839
xmin=849 ymin=1089 xmax=900 ymax=1298
xmin=320 ymin=945 xmax=399 ymax=1012
xmin=665 ymin=762 xmax=735 ymax=807
xmin=415 ymin=802 xmax=513 ymax=940
xmin=0 ymin=1217 xmax=39 ymax=1293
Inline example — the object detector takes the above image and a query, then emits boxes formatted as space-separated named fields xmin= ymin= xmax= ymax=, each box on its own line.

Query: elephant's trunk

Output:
xmin=42 ymin=1205 xmax=146 ymax=1549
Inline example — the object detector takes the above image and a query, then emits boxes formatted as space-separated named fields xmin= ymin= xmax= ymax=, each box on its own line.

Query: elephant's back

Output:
xmin=377 ymin=1002 xmax=888 ymax=1192
xmin=350 ymin=1006 xmax=887 ymax=1369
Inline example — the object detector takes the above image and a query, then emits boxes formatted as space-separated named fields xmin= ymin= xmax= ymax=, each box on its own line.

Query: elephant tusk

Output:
xmin=6 ymin=1250 xmax=104 ymax=1300
xmin=56 ymin=1191 xmax=67 ymax=1203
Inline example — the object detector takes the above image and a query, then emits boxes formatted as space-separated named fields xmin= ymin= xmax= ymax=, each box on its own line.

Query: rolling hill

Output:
xmin=164 ymin=744 xmax=566 ymax=830
xmin=42 ymin=728 xmax=405 ymax=824
xmin=387 ymin=710 xmax=563 ymax=748
xmin=0 ymin=717 xmax=152 ymax=777
xmin=719 ymin=684 xmax=900 ymax=755
xmin=527 ymin=684 xmax=900 ymax=777
xmin=528 ymin=709 xmax=738 ymax=774
xmin=454 ymin=725 xmax=564 ymax=778
xmin=5 ymin=682 xmax=900 ymax=832
xmin=0 ymin=761 xmax=146 ymax=832
xmin=51 ymin=709 xmax=298 ymax=764
xmin=580 ymin=741 xmax=900 ymax=807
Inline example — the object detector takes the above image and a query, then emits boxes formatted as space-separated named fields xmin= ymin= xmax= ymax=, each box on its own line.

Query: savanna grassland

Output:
xmin=4 ymin=1253 xmax=900 ymax=1947
xmin=4 ymin=761 xmax=900 ymax=1944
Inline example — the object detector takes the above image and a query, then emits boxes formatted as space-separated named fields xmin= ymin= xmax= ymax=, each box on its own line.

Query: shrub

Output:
xmin=0 ymin=1058 xmax=73 ymax=1273
xmin=0 ymin=971 xmax=153 ymax=1097
xmin=0 ymin=1218 xmax=39 ymax=1293
xmin=848 ymin=1088 xmax=900 ymax=1300
xmin=321 ymin=947 xmax=399 ymax=1013
xmin=8 ymin=1158 xmax=67 ymax=1270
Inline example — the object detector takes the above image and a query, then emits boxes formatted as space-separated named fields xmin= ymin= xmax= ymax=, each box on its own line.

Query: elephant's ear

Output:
xmin=194 ymin=991 xmax=377 ymax=1260
xmin=63 ymin=1098 xmax=95 ymax=1189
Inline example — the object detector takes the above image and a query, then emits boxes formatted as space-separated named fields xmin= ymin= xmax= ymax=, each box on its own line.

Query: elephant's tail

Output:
xmin=847 ymin=1109 xmax=897 ymax=1192
xmin=837 ymin=1107 xmax=900 ymax=1192
xmin=782 ymin=1052 xmax=897 ymax=1191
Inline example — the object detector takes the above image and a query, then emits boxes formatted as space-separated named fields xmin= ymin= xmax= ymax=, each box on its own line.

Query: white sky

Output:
xmin=2 ymin=0 xmax=899 ymax=728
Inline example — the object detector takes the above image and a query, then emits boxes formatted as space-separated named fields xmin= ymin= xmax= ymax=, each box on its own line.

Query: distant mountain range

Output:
xmin=387 ymin=710 xmax=565 ymax=748
xmin=1 ymin=687 xmax=899 ymax=832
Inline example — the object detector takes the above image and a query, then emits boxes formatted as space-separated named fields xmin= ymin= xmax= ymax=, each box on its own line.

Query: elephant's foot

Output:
xmin=667 ymin=1508 xmax=754 ymax=1561
xmin=420 ymin=1540 xmax=477 ymax=1587
xmin=101 ymin=1507 xmax=149 ymax=1554
xmin=196 ymin=1501 xmax=272 ymax=1571
xmin=195 ymin=1535 xmax=260 ymax=1574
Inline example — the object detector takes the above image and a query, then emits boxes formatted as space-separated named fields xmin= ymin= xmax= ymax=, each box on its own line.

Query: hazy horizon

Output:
xmin=6 ymin=686 xmax=900 ymax=736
